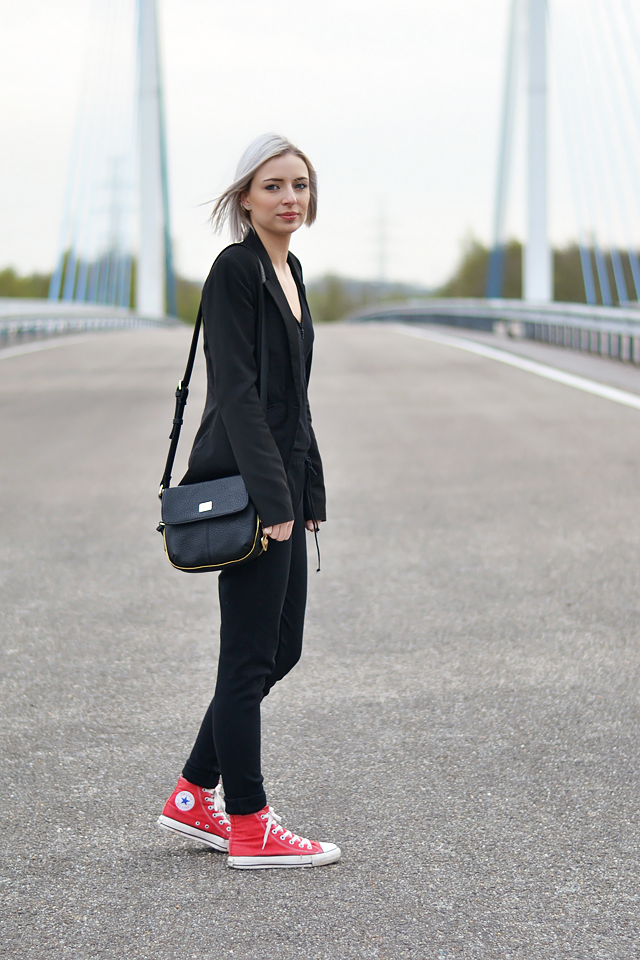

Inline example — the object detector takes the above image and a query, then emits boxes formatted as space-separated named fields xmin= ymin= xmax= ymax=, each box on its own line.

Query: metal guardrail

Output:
xmin=0 ymin=298 xmax=178 ymax=339
xmin=347 ymin=298 xmax=640 ymax=364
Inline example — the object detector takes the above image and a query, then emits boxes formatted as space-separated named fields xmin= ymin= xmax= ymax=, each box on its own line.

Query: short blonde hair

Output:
xmin=210 ymin=133 xmax=317 ymax=241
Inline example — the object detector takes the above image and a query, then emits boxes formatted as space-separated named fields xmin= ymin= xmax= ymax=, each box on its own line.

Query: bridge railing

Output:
xmin=346 ymin=298 xmax=640 ymax=364
xmin=0 ymin=298 xmax=177 ymax=340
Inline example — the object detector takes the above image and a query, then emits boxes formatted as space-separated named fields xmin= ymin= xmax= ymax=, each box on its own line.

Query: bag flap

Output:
xmin=161 ymin=475 xmax=249 ymax=524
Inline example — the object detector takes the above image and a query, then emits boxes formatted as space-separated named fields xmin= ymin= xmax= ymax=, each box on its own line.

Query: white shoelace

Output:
xmin=213 ymin=783 xmax=227 ymax=815
xmin=261 ymin=807 xmax=312 ymax=851
xmin=204 ymin=783 xmax=230 ymax=825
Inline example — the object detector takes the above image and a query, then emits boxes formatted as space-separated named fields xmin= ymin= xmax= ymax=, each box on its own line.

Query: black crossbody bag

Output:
xmin=157 ymin=255 xmax=269 ymax=573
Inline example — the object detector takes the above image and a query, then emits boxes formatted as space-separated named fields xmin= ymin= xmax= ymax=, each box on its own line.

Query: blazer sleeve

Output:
xmin=291 ymin=252 xmax=327 ymax=523
xmin=202 ymin=248 xmax=294 ymax=527
xmin=306 ymin=423 xmax=326 ymax=522
xmin=304 ymin=350 xmax=327 ymax=522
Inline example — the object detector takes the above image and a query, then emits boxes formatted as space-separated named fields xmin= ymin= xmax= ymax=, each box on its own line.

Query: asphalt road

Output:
xmin=2 ymin=323 xmax=640 ymax=959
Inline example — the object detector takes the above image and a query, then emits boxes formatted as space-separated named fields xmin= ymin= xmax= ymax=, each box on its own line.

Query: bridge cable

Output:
xmin=585 ymin=0 xmax=635 ymax=304
xmin=566 ymin=1 xmax=614 ymax=305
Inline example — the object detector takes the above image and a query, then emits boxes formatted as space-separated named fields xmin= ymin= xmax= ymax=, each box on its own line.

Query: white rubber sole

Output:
xmin=227 ymin=842 xmax=341 ymax=870
xmin=157 ymin=814 xmax=229 ymax=852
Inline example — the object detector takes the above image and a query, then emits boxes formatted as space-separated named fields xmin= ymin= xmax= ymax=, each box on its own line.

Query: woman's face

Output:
xmin=243 ymin=153 xmax=310 ymax=237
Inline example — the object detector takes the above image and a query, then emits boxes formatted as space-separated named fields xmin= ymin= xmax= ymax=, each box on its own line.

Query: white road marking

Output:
xmin=391 ymin=322 xmax=640 ymax=412
xmin=0 ymin=334 xmax=100 ymax=360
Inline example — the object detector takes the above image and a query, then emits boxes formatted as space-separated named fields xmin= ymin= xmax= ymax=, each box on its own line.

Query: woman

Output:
xmin=157 ymin=134 xmax=340 ymax=870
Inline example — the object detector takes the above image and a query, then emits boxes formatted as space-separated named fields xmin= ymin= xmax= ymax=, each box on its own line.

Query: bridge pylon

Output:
xmin=137 ymin=0 xmax=175 ymax=317
xmin=488 ymin=0 xmax=552 ymax=303
xmin=524 ymin=0 xmax=552 ymax=302
xmin=49 ymin=0 xmax=176 ymax=318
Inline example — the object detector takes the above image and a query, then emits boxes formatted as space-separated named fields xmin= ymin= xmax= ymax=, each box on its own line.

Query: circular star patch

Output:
xmin=175 ymin=790 xmax=195 ymax=811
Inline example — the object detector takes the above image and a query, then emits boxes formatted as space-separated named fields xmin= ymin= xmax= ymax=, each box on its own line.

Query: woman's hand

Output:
xmin=262 ymin=520 xmax=324 ymax=540
xmin=262 ymin=521 xmax=294 ymax=542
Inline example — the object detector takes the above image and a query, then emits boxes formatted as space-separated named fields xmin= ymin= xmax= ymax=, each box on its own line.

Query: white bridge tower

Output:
xmin=137 ymin=0 xmax=175 ymax=316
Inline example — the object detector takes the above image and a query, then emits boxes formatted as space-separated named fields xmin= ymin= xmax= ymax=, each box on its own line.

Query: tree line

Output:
xmin=0 ymin=264 xmax=431 ymax=323
xmin=2 ymin=239 xmax=636 ymax=323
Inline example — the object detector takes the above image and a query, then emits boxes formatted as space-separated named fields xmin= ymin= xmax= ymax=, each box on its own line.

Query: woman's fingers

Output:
xmin=264 ymin=520 xmax=321 ymax=539
xmin=263 ymin=521 xmax=294 ymax=541
xmin=274 ymin=521 xmax=293 ymax=541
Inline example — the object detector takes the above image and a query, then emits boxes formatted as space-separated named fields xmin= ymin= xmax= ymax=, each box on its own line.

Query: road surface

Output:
xmin=2 ymin=323 xmax=639 ymax=959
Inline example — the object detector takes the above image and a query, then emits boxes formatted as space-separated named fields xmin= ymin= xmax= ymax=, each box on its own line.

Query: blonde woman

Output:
xmin=158 ymin=135 xmax=340 ymax=869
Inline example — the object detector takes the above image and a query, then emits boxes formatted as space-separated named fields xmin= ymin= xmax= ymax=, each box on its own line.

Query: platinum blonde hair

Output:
xmin=210 ymin=133 xmax=317 ymax=241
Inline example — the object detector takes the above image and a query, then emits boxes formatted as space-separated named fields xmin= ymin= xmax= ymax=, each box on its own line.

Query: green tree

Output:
xmin=175 ymin=275 xmax=201 ymax=323
xmin=436 ymin=238 xmax=522 ymax=299
xmin=306 ymin=274 xmax=357 ymax=322
xmin=553 ymin=245 xmax=585 ymax=303
xmin=0 ymin=267 xmax=51 ymax=298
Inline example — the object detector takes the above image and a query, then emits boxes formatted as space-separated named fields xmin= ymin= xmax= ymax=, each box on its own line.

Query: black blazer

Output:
xmin=181 ymin=229 xmax=326 ymax=528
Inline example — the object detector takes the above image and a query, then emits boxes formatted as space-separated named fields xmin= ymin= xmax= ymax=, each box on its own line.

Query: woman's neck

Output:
xmin=251 ymin=224 xmax=290 ymax=271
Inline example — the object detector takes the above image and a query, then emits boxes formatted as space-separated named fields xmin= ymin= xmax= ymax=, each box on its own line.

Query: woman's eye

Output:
xmin=265 ymin=184 xmax=278 ymax=190
xmin=294 ymin=182 xmax=308 ymax=190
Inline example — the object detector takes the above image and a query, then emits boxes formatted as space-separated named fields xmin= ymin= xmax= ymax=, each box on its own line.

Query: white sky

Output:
xmin=0 ymin=0 xmax=590 ymax=287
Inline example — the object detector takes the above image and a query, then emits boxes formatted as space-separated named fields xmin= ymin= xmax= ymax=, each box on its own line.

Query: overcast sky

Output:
xmin=1 ymin=0 xmax=582 ymax=287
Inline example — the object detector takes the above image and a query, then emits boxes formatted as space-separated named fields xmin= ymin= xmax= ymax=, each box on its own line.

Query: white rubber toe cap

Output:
xmin=313 ymin=842 xmax=341 ymax=865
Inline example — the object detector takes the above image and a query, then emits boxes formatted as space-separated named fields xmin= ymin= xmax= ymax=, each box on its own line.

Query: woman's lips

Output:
xmin=278 ymin=212 xmax=299 ymax=221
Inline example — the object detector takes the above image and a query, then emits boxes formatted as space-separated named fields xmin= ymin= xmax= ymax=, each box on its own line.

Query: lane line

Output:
xmin=391 ymin=322 xmax=640 ymax=412
xmin=0 ymin=334 xmax=102 ymax=360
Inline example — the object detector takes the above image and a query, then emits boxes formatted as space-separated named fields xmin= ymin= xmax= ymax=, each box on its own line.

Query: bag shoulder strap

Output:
xmin=159 ymin=251 xmax=268 ymax=495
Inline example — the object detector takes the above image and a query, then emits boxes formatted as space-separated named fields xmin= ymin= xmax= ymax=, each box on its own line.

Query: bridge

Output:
xmin=3 ymin=1 xmax=640 ymax=958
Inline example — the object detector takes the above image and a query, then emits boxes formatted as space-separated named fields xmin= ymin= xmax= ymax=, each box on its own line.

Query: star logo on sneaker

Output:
xmin=175 ymin=790 xmax=195 ymax=811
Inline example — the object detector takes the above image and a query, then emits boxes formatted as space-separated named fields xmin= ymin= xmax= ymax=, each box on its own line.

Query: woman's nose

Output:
xmin=281 ymin=186 xmax=297 ymax=204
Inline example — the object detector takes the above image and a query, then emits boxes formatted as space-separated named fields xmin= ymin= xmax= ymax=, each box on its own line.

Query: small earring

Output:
xmin=244 ymin=205 xmax=251 ymax=211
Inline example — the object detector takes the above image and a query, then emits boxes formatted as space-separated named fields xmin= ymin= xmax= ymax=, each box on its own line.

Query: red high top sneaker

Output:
xmin=227 ymin=805 xmax=341 ymax=869
xmin=157 ymin=776 xmax=231 ymax=852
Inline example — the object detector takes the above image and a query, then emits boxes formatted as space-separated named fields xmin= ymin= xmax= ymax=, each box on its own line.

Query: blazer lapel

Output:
xmin=242 ymin=230 xmax=303 ymax=404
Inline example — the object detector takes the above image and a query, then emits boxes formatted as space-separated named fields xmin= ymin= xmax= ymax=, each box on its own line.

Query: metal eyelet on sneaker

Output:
xmin=195 ymin=821 xmax=200 ymax=826
xmin=289 ymin=838 xmax=295 ymax=844
xmin=205 ymin=824 xmax=209 ymax=830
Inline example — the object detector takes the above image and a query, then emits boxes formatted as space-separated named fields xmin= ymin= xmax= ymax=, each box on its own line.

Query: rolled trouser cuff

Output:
xmin=181 ymin=761 xmax=220 ymax=790
xmin=224 ymin=788 xmax=267 ymax=816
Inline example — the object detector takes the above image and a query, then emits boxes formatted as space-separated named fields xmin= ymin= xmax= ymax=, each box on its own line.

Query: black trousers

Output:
xmin=182 ymin=456 xmax=308 ymax=815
